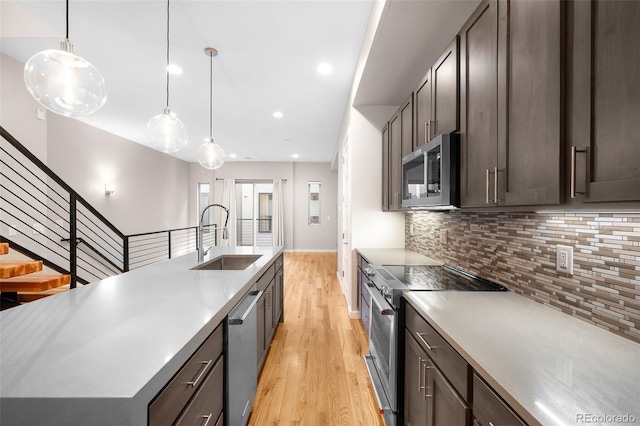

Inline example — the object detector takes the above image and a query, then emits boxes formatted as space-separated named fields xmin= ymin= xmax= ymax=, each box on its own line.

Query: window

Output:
xmin=197 ymin=183 xmax=210 ymax=223
xmin=308 ymin=182 xmax=321 ymax=225
xmin=235 ymin=182 xmax=274 ymax=246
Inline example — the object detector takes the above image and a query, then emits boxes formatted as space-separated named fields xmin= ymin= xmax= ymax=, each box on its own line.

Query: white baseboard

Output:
xmin=348 ymin=309 xmax=361 ymax=320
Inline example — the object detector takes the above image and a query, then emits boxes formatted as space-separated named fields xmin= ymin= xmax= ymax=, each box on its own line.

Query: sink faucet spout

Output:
xmin=198 ymin=203 xmax=230 ymax=262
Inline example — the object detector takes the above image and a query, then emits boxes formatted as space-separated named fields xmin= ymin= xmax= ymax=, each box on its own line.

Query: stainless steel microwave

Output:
xmin=401 ymin=133 xmax=460 ymax=210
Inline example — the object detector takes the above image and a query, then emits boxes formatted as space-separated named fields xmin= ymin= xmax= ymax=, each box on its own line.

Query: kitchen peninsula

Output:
xmin=0 ymin=246 xmax=283 ymax=425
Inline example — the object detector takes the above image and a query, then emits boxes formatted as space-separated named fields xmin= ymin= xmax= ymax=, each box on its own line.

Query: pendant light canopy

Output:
xmin=197 ymin=47 xmax=226 ymax=170
xmin=23 ymin=0 xmax=107 ymax=117
xmin=146 ymin=0 xmax=188 ymax=153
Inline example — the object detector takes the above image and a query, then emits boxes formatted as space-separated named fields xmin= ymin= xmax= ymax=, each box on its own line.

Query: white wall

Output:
xmin=1 ymin=53 xmax=47 ymax=162
xmin=332 ymin=0 xmax=406 ymax=316
xmin=46 ymin=115 xmax=190 ymax=234
xmin=292 ymin=162 xmax=338 ymax=251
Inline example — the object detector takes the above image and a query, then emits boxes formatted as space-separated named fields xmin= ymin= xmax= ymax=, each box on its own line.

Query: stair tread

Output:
xmin=0 ymin=243 xmax=8 ymax=255
xmin=0 ymin=260 xmax=43 ymax=279
xmin=0 ymin=273 xmax=68 ymax=292
xmin=17 ymin=284 xmax=71 ymax=302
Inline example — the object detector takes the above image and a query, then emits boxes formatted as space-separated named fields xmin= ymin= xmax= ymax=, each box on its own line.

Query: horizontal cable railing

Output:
xmin=237 ymin=218 xmax=273 ymax=247
xmin=1 ymin=126 xmax=220 ymax=289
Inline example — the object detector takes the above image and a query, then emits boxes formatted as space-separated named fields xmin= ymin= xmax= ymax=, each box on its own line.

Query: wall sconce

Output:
xmin=105 ymin=183 xmax=115 ymax=196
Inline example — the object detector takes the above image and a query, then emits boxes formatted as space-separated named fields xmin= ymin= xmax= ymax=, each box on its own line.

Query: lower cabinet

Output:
xmin=403 ymin=301 xmax=525 ymax=426
xmin=148 ymin=324 xmax=224 ymax=426
xmin=257 ymin=255 xmax=284 ymax=372
xmin=472 ymin=374 xmax=526 ymax=426
xmin=404 ymin=330 xmax=470 ymax=426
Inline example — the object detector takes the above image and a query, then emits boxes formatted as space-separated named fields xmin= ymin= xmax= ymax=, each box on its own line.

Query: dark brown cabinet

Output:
xmin=382 ymin=123 xmax=390 ymax=211
xmin=257 ymin=258 xmax=283 ymax=372
xmin=404 ymin=304 xmax=470 ymax=426
xmin=472 ymin=374 xmax=526 ymax=426
xmin=404 ymin=330 xmax=428 ymax=426
xmin=149 ymin=325 xmax=224 ymax=426
xmin=415 ymin=37 xmax=459 ymax=149
xmin=567 ymin=0 xmax=640 ymax=203
xmin=401 ymin=95 xmax=415 ymax=158
xmin=460 ymin=0 xmax=562 ymax=207
xmin=357 ymin=253 xmax=371 ymax=335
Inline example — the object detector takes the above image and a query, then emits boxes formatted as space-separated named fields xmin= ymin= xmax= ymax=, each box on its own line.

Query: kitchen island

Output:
xmin=0 ymin=245 xmax=283 ymax=425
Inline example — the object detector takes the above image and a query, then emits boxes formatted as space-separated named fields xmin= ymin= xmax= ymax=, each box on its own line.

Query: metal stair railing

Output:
xmin=1 ymin=126 xmax=216 ymax=287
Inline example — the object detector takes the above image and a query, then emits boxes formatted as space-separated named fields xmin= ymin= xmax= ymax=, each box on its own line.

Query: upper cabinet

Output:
xmin=460 ymin=0 xmax=563 ymax=208
xmin=567 ymin=0 xmax=640 ymax=203
xmin=382 ymin=123 xmax=390 ymax=211
xmin=383 ymin=95 xmax=413 ymax=212
xmin=414 ymin=38 xmax=460 ymax=150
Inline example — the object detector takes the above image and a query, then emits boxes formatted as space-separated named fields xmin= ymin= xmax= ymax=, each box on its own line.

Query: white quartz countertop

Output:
xmin=355 ymin=248 xmax=442 ymax=266
xmin=404 ymin=291 xmax=640 ymax=426
xmin=0 ymin=246 xmax=282 ymax=425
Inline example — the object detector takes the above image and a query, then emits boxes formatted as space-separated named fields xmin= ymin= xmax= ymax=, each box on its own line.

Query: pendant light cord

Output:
xmin=65 ymin=0 xmax=69 ymax=40
xmin=209 ymin=54 xmax=213 ymax=140
xmin=165 ymin=0 xmax=170 ymax=109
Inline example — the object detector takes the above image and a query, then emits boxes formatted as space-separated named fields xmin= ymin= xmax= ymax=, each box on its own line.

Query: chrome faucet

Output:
xmin=198 ymin=203 xmax=229 ymax=262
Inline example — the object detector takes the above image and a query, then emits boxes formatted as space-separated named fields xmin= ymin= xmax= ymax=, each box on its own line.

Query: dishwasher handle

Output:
xmin=228 ymin=290 xmax=263 ymax=325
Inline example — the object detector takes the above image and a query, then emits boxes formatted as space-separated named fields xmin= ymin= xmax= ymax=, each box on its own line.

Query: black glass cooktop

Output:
xmin=381 ymin=264 xmax=507 ymax=291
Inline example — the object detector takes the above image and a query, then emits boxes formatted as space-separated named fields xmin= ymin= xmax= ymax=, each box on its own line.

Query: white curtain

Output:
xmin=221 ymin=179 xmax=236 ymax=246
xmin=272 ymin=179 xmax=285 ymax=247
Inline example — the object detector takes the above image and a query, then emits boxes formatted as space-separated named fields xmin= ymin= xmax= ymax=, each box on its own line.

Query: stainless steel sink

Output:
xmin=192 ymin=254 xmax=262 ymax=271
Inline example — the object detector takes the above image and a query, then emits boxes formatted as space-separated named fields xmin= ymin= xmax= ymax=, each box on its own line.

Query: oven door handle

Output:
xmin=368 ymin=287 xmax=395 ymax=316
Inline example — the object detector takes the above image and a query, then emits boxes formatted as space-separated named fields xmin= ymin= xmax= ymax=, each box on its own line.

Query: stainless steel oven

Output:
xmin=402 ymin=133 xmax=459 ymax=210
xmin=363 ymin=263 xmax=507 ymax=426
xmin=364 ymin=281 xmax=397 ymax=425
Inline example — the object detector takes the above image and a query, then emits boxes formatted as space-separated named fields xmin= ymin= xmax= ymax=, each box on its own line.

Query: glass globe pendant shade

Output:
xmin=146 ymin=108 xmax=188 ymax=153
xmin=197 ymin=140 xmax=226 ymax=170
xmin=23 ymin=41 xmax=107 ymax=117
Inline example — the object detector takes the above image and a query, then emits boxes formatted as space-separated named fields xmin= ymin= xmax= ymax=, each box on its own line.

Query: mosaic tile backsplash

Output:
xmin=405 ymin=211 xmax=640 ymax=343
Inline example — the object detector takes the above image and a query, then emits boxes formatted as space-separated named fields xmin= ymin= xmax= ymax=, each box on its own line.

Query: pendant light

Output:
xmin=146 ymin=0 xmax=188 ymax=153
xmin=23 ymin=0 xmax=107 ymax=117
xmin=197 ymin=47 xmax=226 ymax=170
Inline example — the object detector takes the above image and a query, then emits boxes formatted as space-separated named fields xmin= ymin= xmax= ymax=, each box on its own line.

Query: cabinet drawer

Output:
xmin=473 ymin=373 xmax=526 ymax=426
xmin=360 ymin=294 xmax=370 ymax=334
xmin=175 ymin=356 xmax=224 ymax=426
xmin=256 ymin=263 xmax=275 ymax=291
xmin=360 ymin=277 xmax=372 ymax=307
xmin=275 ymin=254 xmax=283 ymax=272
xmin=149 ymin=325 xmax=224 ymax=425
xmin=405 ymin=303 xmax=470 ymax=400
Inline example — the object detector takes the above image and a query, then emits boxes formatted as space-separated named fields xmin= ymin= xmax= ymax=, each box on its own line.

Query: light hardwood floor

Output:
xmin=249 ymin=252 xmax=385 ymax=426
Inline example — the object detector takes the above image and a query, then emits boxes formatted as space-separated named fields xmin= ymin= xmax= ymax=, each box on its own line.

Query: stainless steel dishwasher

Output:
xmin=226 ymin=286 xmax=262 ymax=426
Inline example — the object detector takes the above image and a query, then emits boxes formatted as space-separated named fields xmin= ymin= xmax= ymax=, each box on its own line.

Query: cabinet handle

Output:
xmin=424 ymin=362 xmax=433 ymax=399
xmin=187 ymin=360 xmax=212 ymax=387
xmin=494 ymin=166 xmax=499 ymax=203
xmin=485 ymin=169 xmax=490 ymax=203
xmin=424 ymin=122 xmax=428 ymax=144
xmin=418 ymin=356 xmax=425 ymax=392
xmin=473 ymin=420 xmax=482 ymax=426
xmin=415 ymin=332 xmax=436 ymax=350
xmin=570 ymin=146 xmax=587 ymax=198
xmin=200 ymin=414 xmax=213 ymax=426
xmin=265 ymin=290 xmax=270 ymax=309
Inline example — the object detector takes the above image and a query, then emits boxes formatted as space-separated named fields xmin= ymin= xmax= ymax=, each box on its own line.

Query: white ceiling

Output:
xmin=1 ymin=0 xmax=481 ymax=164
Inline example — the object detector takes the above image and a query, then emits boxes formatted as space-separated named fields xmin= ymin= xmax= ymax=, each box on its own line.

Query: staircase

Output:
xmin=0 ymin=242 xmax=72 ymax=309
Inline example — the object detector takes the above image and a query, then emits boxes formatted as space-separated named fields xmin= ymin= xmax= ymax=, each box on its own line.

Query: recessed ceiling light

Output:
xmin=229 ymin=153 xmax=237 ymax=158
xmin=272 ymin=111 xmax=284 ymax=119
xmin=292 ymin=154 xmax=299 ymax=159
xmin=317 ymin=62 xmax=333 ymax=75
xmin=167 ymin=64 xmax=183 ymax=75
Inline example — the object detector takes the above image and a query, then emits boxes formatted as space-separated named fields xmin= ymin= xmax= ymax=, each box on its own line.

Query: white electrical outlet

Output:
xmin=440 ymin=229 xmax=448 ymax=244
xmin=556 ymin=245 xmax=574 ymax=274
